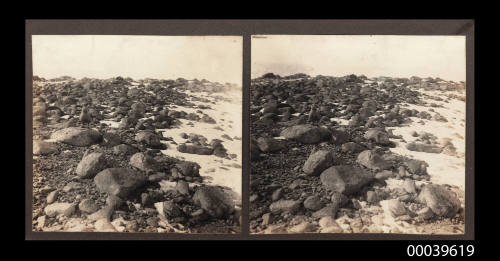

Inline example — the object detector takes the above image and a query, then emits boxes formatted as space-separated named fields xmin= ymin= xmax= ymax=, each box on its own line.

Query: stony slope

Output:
xmin=249 ymin=73 xmax=466 ymax=234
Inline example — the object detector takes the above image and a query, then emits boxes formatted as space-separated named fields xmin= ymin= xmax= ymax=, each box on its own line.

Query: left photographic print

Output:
xmin=31 ymin=35 xmax=242 ymax=233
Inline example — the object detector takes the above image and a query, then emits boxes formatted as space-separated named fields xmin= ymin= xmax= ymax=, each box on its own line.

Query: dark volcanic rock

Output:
xmin=320 ymin=165 xmax=374 ymax=195
xmin=404 ymin=159 xmax=429 ymax=175
xmin=102 ymin=132 xmax=122 ymax=147
xmin=155 ymin=200 xmax=182 ymax=219
xmin=129 ymin=152 xmax=158 ymax=172
xmin=269 ymin=199 xmax=301 ymax=214
xmin=250 ymin=138 xmax=261 ymax=161
xmin=135 ymin=131 xmax=163 ymax=148
xmin=302 ymin=150 xmax=335 ymax=176
xmin=303 ymin=195 xmax=324 ymax=211
xmin=417 ymin=184 xmax=461 ymax=218
xmin=112 ymin=144 xmax=138 ymax=155
xmin=330 ymin=128 xmax=349 ymax=145
xmin=76 ymin=152 xmax=107 ymax=178
xmin=51 ymin=127 xmax=102 ymax=146
xmin=356 ymin=150 xmax=391 ymax=171
xmin=364 ymin=128 xmax=391 ymax=145
xmin=193 ymin=186 xmax=235 ymax=218
xmin=341 ymin=142 xmax=365 ymax=153
xmin=312 ymin=204 xmax=338 ymax=219
xmin=175 ymin=162 xmax=201 ymax=177
xmin=280 ymin=124 xmax=327 ymax=144
xmin=94 ymin=168 xmax=146 ymax=198
xmin=256 ymin=137 xmax=285 ymax=152
xmin=177 ymin=144 xmax=214 ymax=155
xmin=406 ymin=142 xmax=443 ymax=153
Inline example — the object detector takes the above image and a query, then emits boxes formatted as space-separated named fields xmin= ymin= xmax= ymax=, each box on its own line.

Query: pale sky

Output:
xmin=32 ymin=35 xmax=242 ymax=85
xmin=252 ymin=35 xmax=466 ymax=82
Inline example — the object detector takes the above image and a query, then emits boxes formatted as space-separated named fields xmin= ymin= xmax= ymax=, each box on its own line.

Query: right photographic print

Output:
xmin=249 ymin=35 xmax=466 ymax=234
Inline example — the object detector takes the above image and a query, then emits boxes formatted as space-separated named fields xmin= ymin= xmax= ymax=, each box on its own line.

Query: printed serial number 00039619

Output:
xmin=407 ymin=245 xmax=474 ymax=257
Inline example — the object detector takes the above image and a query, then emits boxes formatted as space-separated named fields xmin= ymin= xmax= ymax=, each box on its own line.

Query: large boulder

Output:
xmin=112 ymin=144 xmax=138 ymax=155
xmin=33 ymin=140 xmax=58 ymax=155
xmin=192 ymin=186 xmax=235 ymax=218
xmin=175 ymin=162 xmax=201 ymax=177
xmin=280 ymin=124 xmax=327 ymax=144
xmin=302 ymin=150 xmax=335 ymax=176
xmin=129 ymin=152 xmax=158 ymax=172
xmin=50 ymin=127 xmax=102 ymax=146
xmin=256 ymin=137 xmax=285 ymax=152
xmin=76 ymin=152 xmax=107 ymax=178
xmin=364 ymin=129 xmax=390 ymax=145
xmin=135 ymin=131 xmax=162 ymax=148
xmin=417 ymin=184 xmax=461 ymax=218
xmin=320 ymin=165 xmax=373 ymax=195
xmin=356 ymin=150 xmax=391 ymax=171
xmin=94 ymin=168 xmax=146 ymax=198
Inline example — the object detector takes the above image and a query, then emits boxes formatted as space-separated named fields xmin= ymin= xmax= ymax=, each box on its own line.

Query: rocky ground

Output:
xmin=249 ymin=73 xmax=466 ymax=234
xmin=32 ymin=76 xmax=242 ymax=233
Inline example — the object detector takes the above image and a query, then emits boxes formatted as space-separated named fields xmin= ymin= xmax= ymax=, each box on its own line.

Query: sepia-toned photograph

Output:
xmin=250 ymin=35 xmax=466 ymax=234
xmin=31 ymin=35 xmax=242 ymax=233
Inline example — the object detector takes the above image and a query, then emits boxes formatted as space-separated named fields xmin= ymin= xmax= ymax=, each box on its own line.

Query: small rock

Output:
xmin=44 ymin=202 xmax=76 ymax=217
xmin=312 ymin=204 xmax=338 ymax=219
xmin=288 ymin=222 xmax=316 ymax=233
xmin=176 ymin=180 xmax=190 ymax=195
xmin=36 ymin=215 xmax=47 ymax=230
xmin=271 ymin=188 xmax=283 ymax=201
xmin=78 ymin=199 xmax=99 ymax=214
xmin=76 ymin=152 xmax=106 ymax=178
xmin=302 ymin=150 xmax=335 ymax=176
xmin=417 ymin=184 xmax=461 ymax=218
xmin=33 ymin=140 xmax=58 ymax=155
xmin=385 ymin=199 xmax=407 ymax=217
xmin=155 ymin=200 xmax=182 ymax=219
xmin=417 ymin=207 xmax=435 ymax=220
xmin=357 ymin=150 xmax=391 ymax=171
xmin=262 ymin=213 xmax=273 ymax=226
xmin=319 ymin=216 xmax=342 ymax=233
xmin=303 ymin=195 xmax=324 ymax=211
xmin=269 ymin=199 xmax=301 ymax=215
xmin=366 ymin=191 xmax=378 ymax=203
xmin=46 ymin=190 xmax=58 ymax=204
xmin=403 ymin=179 xmax=417 ymax=194
xmin=94 ymin=218 xmax=117 ymax=232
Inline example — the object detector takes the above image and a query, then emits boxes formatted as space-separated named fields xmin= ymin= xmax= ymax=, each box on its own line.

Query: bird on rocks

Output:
xmin=308 ymin=104 xmax=321 ymax=123
xmin=79 ymin=106 xmax=92 ymax=127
